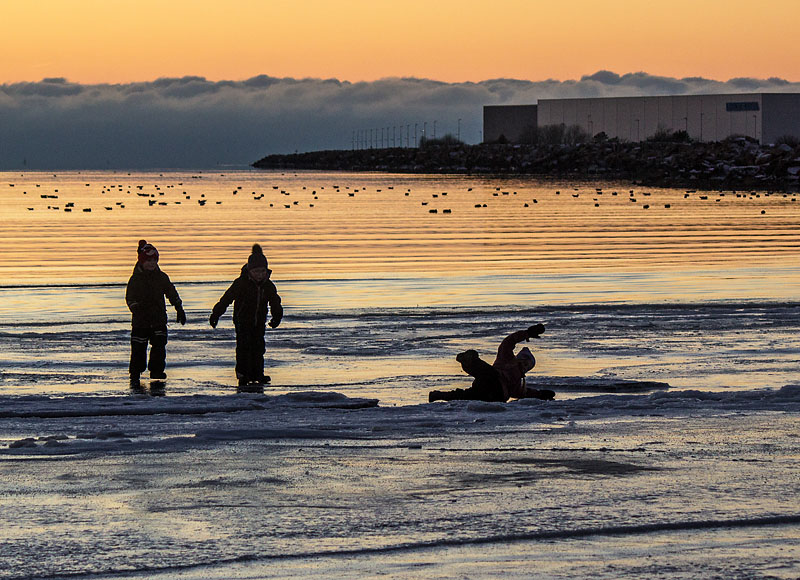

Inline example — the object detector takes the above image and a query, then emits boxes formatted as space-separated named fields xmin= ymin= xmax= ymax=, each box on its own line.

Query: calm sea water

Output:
xmin=0 ymin=170 xmax=798 ymax=400
xmin=2 ymin=169 xmax=799 ymax=297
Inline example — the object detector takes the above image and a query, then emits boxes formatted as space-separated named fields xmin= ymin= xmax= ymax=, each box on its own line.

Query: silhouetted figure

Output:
xmin=126 ymin=240 xmax=185 ymax=387
xmin=429 ymin=324 xmax=554 ymax=403
xmin=210 ymin=244 xmax=283 ymax=388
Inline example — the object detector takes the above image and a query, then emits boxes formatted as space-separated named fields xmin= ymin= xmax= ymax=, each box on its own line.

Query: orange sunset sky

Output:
xmin=1 ymin=0 xmax=798 ymax=84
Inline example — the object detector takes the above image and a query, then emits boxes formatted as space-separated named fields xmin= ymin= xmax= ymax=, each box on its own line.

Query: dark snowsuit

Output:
xmin=439 ymin=331 xmax=535 ymax=402
xmin=125 ymin=263 xmax=182 ymax=378
xmin=211 ymin=266 xmax=283 ymax=383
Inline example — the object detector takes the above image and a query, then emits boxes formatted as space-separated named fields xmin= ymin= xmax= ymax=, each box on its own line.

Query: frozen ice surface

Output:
xmin=0 ymin=386 xmax=799 ymax=579
xmin=0 ymin=296 xmax=798 ymax=577
xmin=2 ymin=171 xmax=800 ymax=577
xmin=0 ymin=299 xmax=798 ymax=577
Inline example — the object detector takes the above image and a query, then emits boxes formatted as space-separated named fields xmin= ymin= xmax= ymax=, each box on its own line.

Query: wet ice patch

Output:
xmin=277 ymin=391 xmax=379 ymax=409
xmin=194 ymin=427 xmax=367 ymax=442
xmin=532 ymin=376 xmax=670 ymax=393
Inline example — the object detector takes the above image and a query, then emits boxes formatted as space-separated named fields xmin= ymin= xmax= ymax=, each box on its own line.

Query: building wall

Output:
xmin=482 ymin=105 xmax=537 ymax=143
xmin=536 ymin=94 xmax=770 ymax=142
xmin=762 ymin=94 xmax=800 ymax=144
xmin=484 ymin=95 xmax=800 ymax=144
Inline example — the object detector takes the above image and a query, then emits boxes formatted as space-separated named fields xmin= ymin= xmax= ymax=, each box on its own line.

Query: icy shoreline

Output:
xmin=2 ymin=387 xmax=799 ymax=579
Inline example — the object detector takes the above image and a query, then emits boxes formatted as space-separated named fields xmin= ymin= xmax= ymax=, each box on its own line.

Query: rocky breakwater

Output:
xmin=253 ymin=137 xmax=800 ymax=191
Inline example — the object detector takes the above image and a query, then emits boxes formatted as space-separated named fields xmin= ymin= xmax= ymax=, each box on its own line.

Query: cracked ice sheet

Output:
xmin=0 ymin=389 xmax=799 ymax=579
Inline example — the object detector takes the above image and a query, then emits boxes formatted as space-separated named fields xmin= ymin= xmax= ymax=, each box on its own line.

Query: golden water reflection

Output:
xmin=1 ymin=170 xmax=798 ymax=305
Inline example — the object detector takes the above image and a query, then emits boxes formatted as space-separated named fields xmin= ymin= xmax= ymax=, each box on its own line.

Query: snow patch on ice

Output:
xmin=465 ymin=402 xmax=507 ymax=413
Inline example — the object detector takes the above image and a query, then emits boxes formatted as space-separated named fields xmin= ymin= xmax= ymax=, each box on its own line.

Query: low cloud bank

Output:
xmin=1 ymin=72 xmax=797 ymax=169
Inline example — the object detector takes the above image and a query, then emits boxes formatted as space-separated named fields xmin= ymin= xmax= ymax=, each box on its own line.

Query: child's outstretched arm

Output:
xmin=209 ymin=281 xmax=237 ymax=328
xmin=267 ymin=282 xmax=283 ymax=328
xmin=496 ymin=325 xmax=546 ymax=362
xmin=163 ymin=275 xmax=185 ymax=325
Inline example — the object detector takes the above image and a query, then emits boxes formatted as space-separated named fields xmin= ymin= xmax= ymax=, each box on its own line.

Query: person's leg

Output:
xmin=431 ymin=350 xmax=506 ymax=402
xmin=251 ymin=326 xmax=267 ymax=382
xmin=129 ymin=327 xmax=149 ymax=380
xmin=456 ymin=350 xmax=497 ymax=381
xmin=148 ymin=326 xmax=168 ymax=379
xmin=430 ymin=371 xmax=506 ymax=403
xmin=522 ymin=387 xmax=556 ymax=400
xmin=234 ymin=324 xmax=249 ymax=384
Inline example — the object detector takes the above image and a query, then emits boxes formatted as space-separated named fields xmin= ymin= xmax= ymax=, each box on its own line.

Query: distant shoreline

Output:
xmin=253 ymin=139 xmax=800 ymax=191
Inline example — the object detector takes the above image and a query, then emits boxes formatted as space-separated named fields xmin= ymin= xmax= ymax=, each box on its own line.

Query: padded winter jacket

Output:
xmin=125 ymin=264 xmax=182 ymax=328
xmin=493 ymin=330 xmax=530 ymax=399
xmin=212 ymin=266 xmax=283 ymax=329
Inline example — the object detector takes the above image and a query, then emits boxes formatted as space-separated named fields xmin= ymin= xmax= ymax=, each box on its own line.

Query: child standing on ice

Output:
xmin=209 ymin=244 xmax=283 ymax=387
xmin=428 ymin=324 xmax=555 ymax=403
xmin=125 ymin=240 xmax=186 ymax=386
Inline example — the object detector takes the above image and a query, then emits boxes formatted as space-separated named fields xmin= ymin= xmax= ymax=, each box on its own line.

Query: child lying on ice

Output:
xmin=429 ymin=324 xmax=555 ymax=403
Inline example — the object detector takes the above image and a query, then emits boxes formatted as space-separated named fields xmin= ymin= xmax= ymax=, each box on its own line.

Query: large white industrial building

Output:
xmin=484 ymin=93 xmax=800 ymax=144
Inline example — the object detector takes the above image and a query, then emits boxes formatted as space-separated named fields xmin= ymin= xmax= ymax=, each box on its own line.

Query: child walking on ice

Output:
xmin=209 ymin=244 xmax=283 ymax=387
xmin=125 ymin=240 xmax=186 ymax=386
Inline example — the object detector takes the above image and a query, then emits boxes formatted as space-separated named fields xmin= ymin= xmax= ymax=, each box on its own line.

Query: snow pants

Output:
xmin=235 ymin=323 xmax=266 ymax=382
xmin=129 ymin=326 xmax=167 ymax=378
xmin=442 ymin=353 xmax=507 ymax=402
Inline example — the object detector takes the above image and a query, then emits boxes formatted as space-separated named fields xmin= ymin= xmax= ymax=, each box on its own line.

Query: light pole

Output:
xmin=433 ymin=120 xmax=437 ymax=140
xmin=457 ymin=118 xmax=462 ymax=143
xmin=414 ymin=123 xmax=418 ymax=147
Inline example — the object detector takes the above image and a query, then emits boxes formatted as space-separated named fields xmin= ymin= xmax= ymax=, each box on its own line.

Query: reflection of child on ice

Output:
xmin=209 ymin=244 xmax=283 ymax=387
xmin=429 ymin=324 xmax=555 ymax=403
xmin=125 ymin=240 xmax=185 ymax=386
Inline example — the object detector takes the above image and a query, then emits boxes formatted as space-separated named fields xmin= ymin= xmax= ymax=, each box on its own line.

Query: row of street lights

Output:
xmin=352 ymin=119 xmax=462 ymax=150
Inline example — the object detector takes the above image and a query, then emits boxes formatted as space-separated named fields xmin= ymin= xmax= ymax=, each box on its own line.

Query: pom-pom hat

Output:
xmin=137 ymin=239 xmax=159 ymax=262
xmin=247 ymin=243 xmax=269 ymax=270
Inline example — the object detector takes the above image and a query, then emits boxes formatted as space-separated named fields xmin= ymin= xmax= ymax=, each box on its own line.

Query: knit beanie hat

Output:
xmin=516 ymin=347 xmax=536 ymax=373
xmin=247 ymin=243 xmax=268 ymax=270
xmin=137 ymin=239 xmax=159 ymax=262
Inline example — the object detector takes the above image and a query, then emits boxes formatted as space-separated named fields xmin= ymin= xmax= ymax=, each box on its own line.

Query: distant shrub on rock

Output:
xmin=419 ymin=134 xmax=465 ymax=148
xmin=776 ymin=134 xmax=800 ymax=148
xmin=537 ymin=123 xmax=590 ymax=145
xmin=647 ymin=126 xmax=692 ymax=143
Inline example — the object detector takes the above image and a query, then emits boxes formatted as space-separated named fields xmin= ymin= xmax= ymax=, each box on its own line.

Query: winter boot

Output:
xmin=526 ymin=388 xmax=555 ymax=400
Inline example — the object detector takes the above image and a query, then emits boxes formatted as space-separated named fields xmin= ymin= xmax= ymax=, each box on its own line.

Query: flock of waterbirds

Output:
xmin=8 ymin=173 xmax=797 ymax=216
